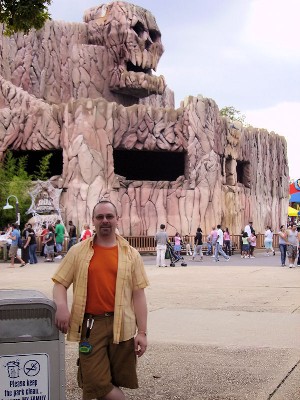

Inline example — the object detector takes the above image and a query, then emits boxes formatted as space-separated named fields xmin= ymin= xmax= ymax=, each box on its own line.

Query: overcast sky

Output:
xmin=49 ymin=0 xmax=300 ymax=180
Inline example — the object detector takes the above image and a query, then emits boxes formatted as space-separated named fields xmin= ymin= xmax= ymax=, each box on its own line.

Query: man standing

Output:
xmin=155 ymin=224 xmax=168 ymax=267
xmin=244 ymin=221 xmax=254 ymax=237
xmin=192 ymin=227 xmax=203 ymax=261
xmin=52 ymin=200 xmax=149 ymax=400
xmin=67 ymin=220 xmax=77 ymax=250
xmin=214 ymin=224 xmax=230 ymax=262
xmin=55 ymin=219 xmax=65 ymax=259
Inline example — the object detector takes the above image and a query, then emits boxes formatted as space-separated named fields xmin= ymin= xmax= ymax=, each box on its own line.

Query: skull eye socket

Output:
xmin=149 ymin=29 xmax=160 ymax=43
xmin=132 ymin=21 xmax=145 ymax=37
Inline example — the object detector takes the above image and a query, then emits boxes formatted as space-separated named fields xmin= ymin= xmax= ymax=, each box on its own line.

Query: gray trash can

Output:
xmin=0 ymin=289 xmax=65 ymax=400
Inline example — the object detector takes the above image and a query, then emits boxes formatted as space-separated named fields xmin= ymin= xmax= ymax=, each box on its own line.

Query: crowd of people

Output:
xmin=1 ymin=217 xmax=300 ymax=270
xmin=154 ymin=221 xmax=300 ymax=268
xmin=0 ymin=219 xmax=94 ymax=267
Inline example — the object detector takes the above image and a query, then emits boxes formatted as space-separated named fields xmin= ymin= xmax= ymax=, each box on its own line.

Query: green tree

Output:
xmin=220 ymin=106 xmax=246 ymax=124
xmin=0 ymin=0 xmax=51 ymax=36
xmin=0 ymin=151 xmax=32 ymax=228
xmin=34 ymin=153 xmax=52 ymax=180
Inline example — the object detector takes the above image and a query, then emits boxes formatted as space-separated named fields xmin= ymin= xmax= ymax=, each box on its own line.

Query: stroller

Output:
xmin=166 ymin=241 xmax=187 ymax=267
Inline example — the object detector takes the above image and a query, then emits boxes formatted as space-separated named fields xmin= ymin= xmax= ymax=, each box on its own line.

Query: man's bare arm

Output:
xmin=53 ymin=282 xmax=70 ymax=334
xmin=133 ymin=288 xmax=148 ymax=357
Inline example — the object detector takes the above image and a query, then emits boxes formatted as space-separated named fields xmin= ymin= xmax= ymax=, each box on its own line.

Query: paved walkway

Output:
xmin=0 ymin=251 xmax=299 ymax=399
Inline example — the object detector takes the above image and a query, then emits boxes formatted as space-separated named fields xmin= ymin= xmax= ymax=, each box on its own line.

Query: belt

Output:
xmin=84 ymin=312 xmax=114 ymax=320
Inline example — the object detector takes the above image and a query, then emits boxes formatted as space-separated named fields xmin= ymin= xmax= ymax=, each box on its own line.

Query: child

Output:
xmin=249 ymin=231 xmax=257 ymax=258
xmin=173 ymin=232 xmax=182 ymax=257
xmin=241 ymin=232 xmax=250 ymax=258
xmin=206 ymin=234 xmax=212 ymax=256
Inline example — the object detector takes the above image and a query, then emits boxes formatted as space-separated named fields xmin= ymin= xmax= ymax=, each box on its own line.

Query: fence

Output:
xmin=0 ymin=234 xmax=280 ymax=260
xmin=124 ymin=234 xmax=279 ymax=253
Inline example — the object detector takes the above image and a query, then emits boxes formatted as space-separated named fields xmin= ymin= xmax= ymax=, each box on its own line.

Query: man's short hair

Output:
xmin=249 ymin=221 xmax=253 ymax=224
xmin=217 ymin=224 xmax=221 ymax=229
xmin=160 ymin=224 xmax=165 ymax=229
xmin=92 ymin=200 xmax=118 ymax=217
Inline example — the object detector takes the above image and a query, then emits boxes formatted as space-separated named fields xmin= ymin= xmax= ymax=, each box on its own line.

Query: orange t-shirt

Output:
xmin=85 ymin=245 xmax=118 ymax=314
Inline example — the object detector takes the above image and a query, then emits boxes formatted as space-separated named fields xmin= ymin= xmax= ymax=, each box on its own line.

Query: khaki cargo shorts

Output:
xmin=77 ymin=314 xmax=138 ymax=400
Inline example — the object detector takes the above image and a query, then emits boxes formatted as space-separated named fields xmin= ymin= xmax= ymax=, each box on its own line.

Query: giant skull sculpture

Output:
xmin=84 ymin=1 xmax=166 ymax=98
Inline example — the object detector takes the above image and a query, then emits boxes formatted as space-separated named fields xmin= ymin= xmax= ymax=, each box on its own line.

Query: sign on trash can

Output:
xmin=0 ymin=290 xmax=66 ymax=400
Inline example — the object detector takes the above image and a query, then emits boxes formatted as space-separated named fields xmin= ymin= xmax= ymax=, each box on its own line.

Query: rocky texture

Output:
xmin=0 ymin=1 xmax=166 ymax=107
xmin=0 ymin=1 xmax=289 ymax=235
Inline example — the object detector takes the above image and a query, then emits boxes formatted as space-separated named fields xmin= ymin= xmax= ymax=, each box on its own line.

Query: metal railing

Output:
xmin=124 ymin=234 xmax=279 ymax=253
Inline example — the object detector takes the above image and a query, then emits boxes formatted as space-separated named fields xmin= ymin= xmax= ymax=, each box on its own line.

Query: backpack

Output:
xmin=17 ymin=235 xmax=23 ymax=248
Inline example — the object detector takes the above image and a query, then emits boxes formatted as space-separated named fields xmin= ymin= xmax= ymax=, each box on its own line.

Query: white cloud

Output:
xmin=243 ymin=102 xmax=300 ymax=179
xmin=242 ymin=0 xmax=300 ymax=60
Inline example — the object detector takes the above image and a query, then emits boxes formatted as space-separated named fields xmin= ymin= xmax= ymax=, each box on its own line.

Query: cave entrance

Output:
xmin=113 ymin=149 xmax=186 ymax=181
xmin=236 ymin=160 xmax=250 ymax=187
xmin=10 ymin=149 xmax=63 ymax=177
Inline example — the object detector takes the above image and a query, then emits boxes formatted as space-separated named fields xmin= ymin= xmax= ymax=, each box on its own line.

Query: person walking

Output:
xmin=80 ymin=224 xmax=93 ymax=241
xmin=52 ymin=200 xmax=149 ymax=400
xmin=55 ymin=219 xmax=65 ymax=259
xmin=23 ymin=227 xmax=38 ymax=264
xmin=21 ymin=223 xmax=31 ymax=263
xmin=206 ymin=233 xmax=212 ymax=255
xmin=223 ymin=227 xmax=231 ymax=256
xmin=40 ymin=224 xmax=49 ymax=258
xmin=44 ymin=224 xmax=55 ymax=262
xmin=192 ymin=227 xmax=203 ymax=261
xmin=278 ymin=225 xmax=287 ymax=266
xmin=264 ymin=226 xmax=273 ymax=256
xmin=249 ymin=231 xmax=257 ymax=258
xmin=67 ymin=220 xmax=77 ymax=250
xmin=210 ymin=227 xmax=218 ymax=257
xmin=286 ymin=223 xmax=298 ymax=268
xmin=241 ymin=232 xmax=250 ymax=258
xmin=155 ymin=224 xmax=168 ymax=267
xmin=184 ymin=235 xmax=193 ymax=256
xmin=8 ymin=223 xmax=27 ymax=267
xmin=173 ymin=232 xmax=182 ymax=257
xmin=214 ymin=225 xmax=230 ymax=262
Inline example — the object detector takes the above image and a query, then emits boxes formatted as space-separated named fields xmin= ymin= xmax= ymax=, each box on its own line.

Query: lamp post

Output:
xmin=3 ymin=195 xmax=20 ymax=226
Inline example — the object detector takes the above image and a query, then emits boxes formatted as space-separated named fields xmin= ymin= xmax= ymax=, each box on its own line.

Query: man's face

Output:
xmin=92 ymin=203 xmax=118 ymax=237
xmin=292 ymin=224 xmax=297 ymax=231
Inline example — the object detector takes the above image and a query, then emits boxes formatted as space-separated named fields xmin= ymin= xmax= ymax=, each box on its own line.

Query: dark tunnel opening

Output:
xmin=113 ymin=149 xmax=186 ymax=181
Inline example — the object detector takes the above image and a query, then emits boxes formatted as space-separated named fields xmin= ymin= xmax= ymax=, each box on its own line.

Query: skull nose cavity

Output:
xmin=145 ymin=38 xmax=152 ymax=51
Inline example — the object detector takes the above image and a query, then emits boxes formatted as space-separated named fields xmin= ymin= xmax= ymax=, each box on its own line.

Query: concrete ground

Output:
xmin=0 ymin=250 xmax=300 ymax=399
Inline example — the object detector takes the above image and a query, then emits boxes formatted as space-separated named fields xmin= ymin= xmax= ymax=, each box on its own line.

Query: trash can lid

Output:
xmin=0 ymin=290 xmax=53 ymax=307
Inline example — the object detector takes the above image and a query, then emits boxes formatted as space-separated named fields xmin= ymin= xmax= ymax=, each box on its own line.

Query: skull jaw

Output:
xmin=109 ymin=70 xmax=166 ymax=98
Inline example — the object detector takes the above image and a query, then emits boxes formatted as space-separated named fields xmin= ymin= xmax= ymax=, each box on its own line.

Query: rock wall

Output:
xmin=0 ymin=1 xmax=289 ymax=235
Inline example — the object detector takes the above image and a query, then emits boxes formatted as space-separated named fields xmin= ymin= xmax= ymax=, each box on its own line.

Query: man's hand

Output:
xmin=55 ymin=305 xmax=70 ymax=334
xmin=134 ymin=333 xmax=147 ymax=357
